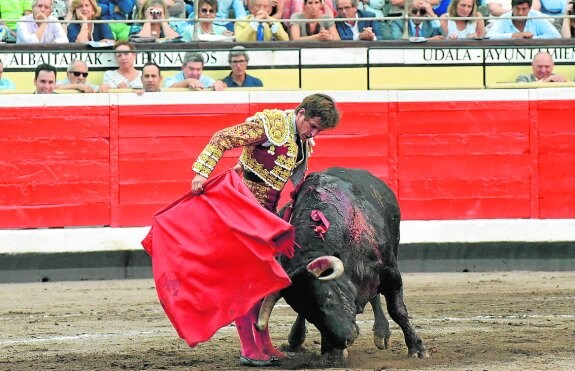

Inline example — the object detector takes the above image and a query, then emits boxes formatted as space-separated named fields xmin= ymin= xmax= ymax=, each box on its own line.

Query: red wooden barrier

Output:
xmin=1 ymin=91 xmax=574 ymax=229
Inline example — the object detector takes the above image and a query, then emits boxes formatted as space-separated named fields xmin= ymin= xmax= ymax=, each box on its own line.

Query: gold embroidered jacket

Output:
xmin=192 ymin=109 xmax=311 ymax=192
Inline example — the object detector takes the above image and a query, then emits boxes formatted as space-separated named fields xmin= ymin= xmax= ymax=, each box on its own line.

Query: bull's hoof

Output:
xmin=373 ymin=335 xmax=390 ymax=350
xmin=408 ymin=346 xmax=429 ymax=359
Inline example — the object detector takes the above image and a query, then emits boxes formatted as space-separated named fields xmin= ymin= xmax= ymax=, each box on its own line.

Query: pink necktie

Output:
xmin=415 ymin=25 xmax=420 ymax=37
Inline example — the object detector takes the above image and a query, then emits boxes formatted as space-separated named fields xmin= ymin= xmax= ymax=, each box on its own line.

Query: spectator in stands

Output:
xmin=67 ymin=0 xmax=114 ymax=42
xmin=164 ymin=51 xmax=226 ymax=90
xmin=516 ymin=51 xmax=567 ymax=82
xmin=358 ymin=0 xmax=392 ymax=38
xmin=130 ymin=0 xmax=180 ymax=39
xmin=335 ymin=0 xmax=384 ymax=40
xmin=0 ymin=60 xmax=16 ymax=90
xmin=283 ymin=0 xmax=337 ymax=28
xmin=215 ymin=0 xmax=247 ymax=32
xmin=222 ymin=46 xmax=263 ymax=87
xmin=561 ymin=0 xmax=574 ymax=37
xmin=0 ymin=0 xmax=33 ymax=42
xmin=182 ymin=0 xmax=234 ymax=41
xmin=235 ymin=0 xmax=289 ymax=41
xmin=387 ymin=0 xmax=440 ymax=17
xmin=531 ymin=0 xmax=567 ymax=31
xmin=289 ymin=0 xmax=340 ymax=41
xmin=486 ymin=0 xmax=511 ymax=18
xmin=56 ymin=59 xmax=100 ymax=92
xmin=270 ymin=0 xmax=285 ymax=21
xmin=432 ymin=0 xmax=451 ymax=16
xmin=100 ymin=41 xmax=143 ymax=91
xmin=486 ymin=0 xmax=561 ymax=38
xmin=17 ymin=0 xmax=69 ymax=43
xmin=51 ymin=0 xmax=70 ymax=19
xmin=440 ymin=0 xmax=485 ymax=38
xmin=391 ymin=0 xmax=444 ymax=39
xmin=98 ymin=0 xmax=135 ymax=41
xmin=141 ymin=61 xmax=163 ymax=91
xmin=34 ymin=63 xmax=57 ymax=93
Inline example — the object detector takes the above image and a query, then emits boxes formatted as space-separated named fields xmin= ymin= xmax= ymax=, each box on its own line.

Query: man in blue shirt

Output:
xmin=222 ymin=46 xmax=263 ymax=88
xmin=164 ymin=52 xmax=226 ymax=90
xmin=486 ymin=0 xmax=561 ymax=39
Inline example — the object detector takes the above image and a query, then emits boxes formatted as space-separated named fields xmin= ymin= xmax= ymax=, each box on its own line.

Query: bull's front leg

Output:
xmin=370 ymin=295 xmax=391 ymax=349
xmin=288 ymin=313 xmax=307 ymax=350
xmin=381 ymin=268 xmax=428 ymax=358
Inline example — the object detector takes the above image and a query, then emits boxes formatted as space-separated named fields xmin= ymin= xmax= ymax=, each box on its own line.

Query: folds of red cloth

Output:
xmin=141 ymin=170 xmax=294 ymax=348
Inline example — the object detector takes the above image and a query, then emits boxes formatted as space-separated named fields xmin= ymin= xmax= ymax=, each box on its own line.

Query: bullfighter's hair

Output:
xmin=296 ymin=93 xmax=341 ymax=130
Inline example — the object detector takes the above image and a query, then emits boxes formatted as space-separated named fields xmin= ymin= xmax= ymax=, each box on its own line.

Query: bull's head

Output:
xmin=258 ymin=255 xmax=359 ymax=353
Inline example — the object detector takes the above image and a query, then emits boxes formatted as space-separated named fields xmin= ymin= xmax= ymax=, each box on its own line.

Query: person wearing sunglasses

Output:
xmin=55 ymin=60 xmax=100 ymax=93
xmin=235 ymin=0 xmax=289 ymax=42
xmin=130 ymin=0 xmax=180 ymax=40
xmin=182 ymin=0 xmax=234 ymax=41
xmin=390 ymin=0 xmax=444 ymax=40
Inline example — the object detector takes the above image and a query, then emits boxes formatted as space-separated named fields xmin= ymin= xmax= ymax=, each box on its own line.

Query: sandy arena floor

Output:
xmin=1 ymin=271 xmax=574 ymax=370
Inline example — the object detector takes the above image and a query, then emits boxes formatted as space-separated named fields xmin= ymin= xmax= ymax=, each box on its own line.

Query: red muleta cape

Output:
xmin=141 ymin=170 xmax=294 ymax=347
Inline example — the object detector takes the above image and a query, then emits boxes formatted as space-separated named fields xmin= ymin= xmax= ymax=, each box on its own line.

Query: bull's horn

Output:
xmin=255 ymin=291 xmax=282 ymax=332
xmin=306 ymin=256 xmax=344 ymax=281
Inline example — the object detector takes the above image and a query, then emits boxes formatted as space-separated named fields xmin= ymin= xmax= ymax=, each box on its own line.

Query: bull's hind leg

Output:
xmin=287 ymin=313 xmax=307 ymax=350
xmin=370 ymin=295 xmax=391 ymax=349
xmin=380 ymin=268 xmax=428 ymax=358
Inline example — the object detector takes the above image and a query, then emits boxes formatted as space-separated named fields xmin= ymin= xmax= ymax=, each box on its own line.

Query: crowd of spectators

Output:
xmin=1 ymin=0 xmax=574 ymax=92
xmin=2 ymin=0 xmax=575 ymax=44
xmin=0 ymin=41 xmax=265 ymax=92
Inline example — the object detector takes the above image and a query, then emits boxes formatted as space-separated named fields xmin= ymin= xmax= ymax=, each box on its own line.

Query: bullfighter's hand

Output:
xmin=232 ymin=163 xmax=243 ymax=175
xmin=192 ymin=174 xmax=208 ymax=194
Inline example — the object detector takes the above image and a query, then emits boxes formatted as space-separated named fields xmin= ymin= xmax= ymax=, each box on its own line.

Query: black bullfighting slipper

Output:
xmin=239 ymin=355 xmax=273 ymax=367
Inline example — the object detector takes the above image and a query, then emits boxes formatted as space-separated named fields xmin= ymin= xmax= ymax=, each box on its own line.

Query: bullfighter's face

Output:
xmin=295 ymin=109 xmax=323 ymax=141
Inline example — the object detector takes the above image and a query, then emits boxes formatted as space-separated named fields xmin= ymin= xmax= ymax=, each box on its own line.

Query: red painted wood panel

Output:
xmin=0 ymin=138 xmax=109 ymax=161
xmin=399 ymin=133 xmax=529 ymax=156
xmin=2 ymin=96 xmax=575 ymax=229
xmin=0 ymin=182 xmax=109 ymax=205
xmin=0 ymin=107 xmax=110 ymax=138
xmin=401 ymin=197 xmax=531 ymax=220
xmin=0 ymin=203 xmax=110 ymax=228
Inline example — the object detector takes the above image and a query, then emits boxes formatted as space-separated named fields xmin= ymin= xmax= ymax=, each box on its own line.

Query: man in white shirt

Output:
xmin=16 ymin=0 xmax=68 ymax=43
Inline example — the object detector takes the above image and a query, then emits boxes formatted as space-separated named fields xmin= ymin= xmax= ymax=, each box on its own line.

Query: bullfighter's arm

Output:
xmin=192 ymin=119 xmax=267 ymax=178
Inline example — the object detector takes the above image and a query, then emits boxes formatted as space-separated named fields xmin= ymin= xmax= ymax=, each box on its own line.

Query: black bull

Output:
xmin=257 ymin=167 xmax=427 ymax=358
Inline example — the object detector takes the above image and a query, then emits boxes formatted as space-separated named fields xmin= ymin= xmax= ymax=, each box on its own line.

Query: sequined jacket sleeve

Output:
xmin=192 ymin=119 xmax=268 ymax=178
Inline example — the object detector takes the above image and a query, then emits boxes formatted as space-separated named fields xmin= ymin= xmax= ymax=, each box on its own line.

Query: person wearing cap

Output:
xmin=222 ymin=47 xmax=263 ymax=88
xmin=56 ymin=60 xmax=99 ymax=93
xmin=163 ymin=52 xmax=226 ymax=91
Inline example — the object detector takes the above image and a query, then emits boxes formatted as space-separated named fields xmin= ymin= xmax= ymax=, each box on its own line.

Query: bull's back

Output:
xmin=290 ymin=167 xmax=400 ymax=256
